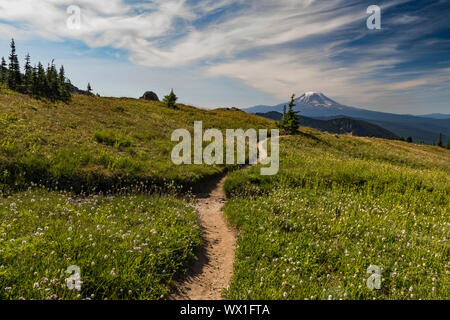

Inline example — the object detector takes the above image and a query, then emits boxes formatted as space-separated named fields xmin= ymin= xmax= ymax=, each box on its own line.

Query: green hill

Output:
xmin=0 ymin=89 xmax=273 ymax=194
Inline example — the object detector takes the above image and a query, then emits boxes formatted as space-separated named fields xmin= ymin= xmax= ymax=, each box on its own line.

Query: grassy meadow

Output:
xmin=0 ymin=88 xmax=273 ymax=194
xmin=0 ymin=89 xmax=272 ymax=300
xmin=0 ymin=190 xmax=200 ymax=300
xmin=0 ymin=88 xmax=448 ymax=300
xmin=224 ymin=130 xmax=449 ymax=300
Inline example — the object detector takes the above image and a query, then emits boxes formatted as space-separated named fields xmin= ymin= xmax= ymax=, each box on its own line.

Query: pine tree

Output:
xmin=58 ymin=65 xmax=71 ymax=102
xmin=163 ymin=89 xmax=178 ymax=109
xmin=87 ymin=83 xmax=92 ymax=95
xmin=32 ymin=64 xmax=38 ymax=96
xmin=8 ymin=39 xmax=21 ymax=90
xmin=406 ymin=136 xmax=413 ymax=143
xmin=23 ymin=53 xmax=33 ymax=94
xmin=437 ymin=133 xmax=443 ymax=148
xmin=0 ymin=57 xmax=7 ymax=84
xmin=46 ymin=61 xmax=59 ymax=101
xmin=36 ymin=62 xmax=48 ymax=98
xmin=277 ymin=94 xmax=300 ymax=135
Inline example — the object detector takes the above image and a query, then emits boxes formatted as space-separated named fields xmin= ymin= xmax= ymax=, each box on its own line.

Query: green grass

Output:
xmin=224 ymin=131 xmax=450 ymax=300
xmin=0 ymin=189 xmax=201 ymax=300
xmin=0 ymin=90 xmax=275 ymax=300
xmin=1 ymin=89 xmax=449 ymax=300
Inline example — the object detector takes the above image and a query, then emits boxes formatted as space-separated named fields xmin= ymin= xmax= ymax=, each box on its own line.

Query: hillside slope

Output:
xmin=0 ymin=89 xmax=274 ymax=193
xmin=224 ymin=128 xmax=450 ymax=300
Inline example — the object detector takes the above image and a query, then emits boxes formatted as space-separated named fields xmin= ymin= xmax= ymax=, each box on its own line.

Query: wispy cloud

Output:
xmin=0 ymin=0 xmax=369 ymax=66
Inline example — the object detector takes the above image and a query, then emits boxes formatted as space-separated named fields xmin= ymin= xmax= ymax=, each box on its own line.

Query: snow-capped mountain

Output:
xmin=246 ymin=92 xmax=361 ymax=117
xmin=245 ymin=92 xmax=450 ymax=144
xmin=295 ymin=92 xmax=341 ymax=108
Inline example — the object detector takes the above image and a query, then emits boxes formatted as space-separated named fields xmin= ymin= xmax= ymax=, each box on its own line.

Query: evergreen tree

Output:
xmin=46 ymin=61 xmax=59 ymax=100
xmin=87 ymin=83 xmax=92 ymax=95
xmin=31 ymin=64 xmax=38 ymax=96
xmin=437 ymin=133 xmax=443 ymax=148
xmin=58 ymin=65 xmax=71 ymax=102
xmin=23 ymin=53 xmax=33 ymax=94
xmin=0 ymin=57 xmax=7 ymax=84
xmin=406 ymin=136 xmax=413 ymax=143
xmin=277 ymin=94 xmax=300 ymax=135
xmin=8 ymin=39 xmax=21 ymax=90
xmin=36 ymin=62 xmax=48 ymax=98
xmin=163 ymin=89 xmax=178 ymax=109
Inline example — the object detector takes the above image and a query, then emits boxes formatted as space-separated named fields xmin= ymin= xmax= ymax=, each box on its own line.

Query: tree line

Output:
xmin=402 ymin=133 xmax=450 ymax=149
xmin=0 ymin=39 xmax=72 ymax=102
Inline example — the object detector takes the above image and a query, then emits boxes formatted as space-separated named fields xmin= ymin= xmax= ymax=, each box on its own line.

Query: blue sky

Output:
xmin=0 ymin=0 xmax=449 ymax=114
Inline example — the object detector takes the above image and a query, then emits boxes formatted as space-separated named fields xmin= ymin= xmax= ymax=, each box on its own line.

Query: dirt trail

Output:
xmin=170 ymin=175 xmax=236 ymax=300
xmin=170 ymin=138 xmax=270 ymax=300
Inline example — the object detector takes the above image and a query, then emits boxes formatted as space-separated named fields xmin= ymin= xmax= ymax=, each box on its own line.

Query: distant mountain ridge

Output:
xmin=256 ymin=111 xmax=399 ymax=140
xmin=419 ymin=113 xmax=450 ymax=120
xmin=246 ymin=92 xmax=450 ymax=144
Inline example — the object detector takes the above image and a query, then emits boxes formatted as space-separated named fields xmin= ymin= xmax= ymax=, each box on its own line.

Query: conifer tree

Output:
xmin=46 ymin=61 xmax=59 ymax=100
xmin=277 ymin=94 xmax=300 ymax=135
xmin=36 ymin=62 xmax=48 ymax=98
xmin=437 ymin=133 xmax=444 ymax=148
xmin=32 ymin=64 xmax=38 ymax=96
xmin=0 ymin=57 xmax=7 ymax=84
xmin=23 ymin=53 xmax=33 ymax=94
xmin=58 ymin=65 xmax=71 ymax=102
xmin=87 ymin=83 xmax=92 ymax=95
xmin=8 ymin=39 xmax=21 ymax=90
xmin=163 ymin=89 xmax=178 ymax=109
